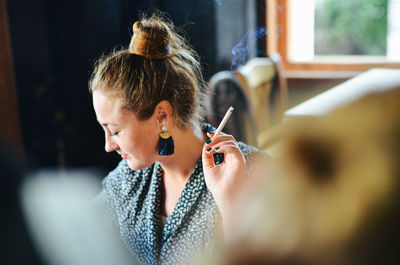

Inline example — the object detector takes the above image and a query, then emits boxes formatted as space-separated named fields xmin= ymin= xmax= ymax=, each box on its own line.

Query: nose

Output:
xmin=105 ymin=134 xmax=119 ymax=153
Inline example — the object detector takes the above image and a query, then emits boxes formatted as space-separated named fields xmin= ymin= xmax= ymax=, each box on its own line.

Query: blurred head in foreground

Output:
xmin=210 ymin=86 xmax=400 ymax=265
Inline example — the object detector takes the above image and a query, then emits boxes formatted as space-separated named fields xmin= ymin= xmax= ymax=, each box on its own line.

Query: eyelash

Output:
xmin=111 ymin=131 xmax=120 ymax=136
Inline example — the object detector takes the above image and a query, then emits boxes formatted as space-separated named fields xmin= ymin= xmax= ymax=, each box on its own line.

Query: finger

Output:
xmin=202 ymin=143 xmax=217 ymax=169
xmin=213 ymin=140 xmax=238 ymax=147
xmin=205 ymin=133 xmax=236 ymax=147
xmin=213 ymin=145 xmax=246 ymax=168
xmin=202 ymin=141 xmax=237 ymax=169
xmin=203 ymin=143 xmax=242 ymax=169
xmin=206 ymin=131 xmax=229 ymax=139
xmin=207 ymin=140 xmax=238 ymax=152
xmin=212 ymin=144 xmax=242 ymax=157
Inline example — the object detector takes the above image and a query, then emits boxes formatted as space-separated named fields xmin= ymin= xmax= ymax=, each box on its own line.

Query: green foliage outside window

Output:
xmin=315 ymin=0 xmax=388 ymax=55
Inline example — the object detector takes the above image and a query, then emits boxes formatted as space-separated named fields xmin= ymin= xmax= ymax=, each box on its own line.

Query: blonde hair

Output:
xmin=89 ymin=13 xmax=205 ymax=129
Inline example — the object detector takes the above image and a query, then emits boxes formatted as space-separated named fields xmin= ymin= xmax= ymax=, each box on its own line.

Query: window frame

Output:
xmin=267 ymin=0 xmax=400 ymax=78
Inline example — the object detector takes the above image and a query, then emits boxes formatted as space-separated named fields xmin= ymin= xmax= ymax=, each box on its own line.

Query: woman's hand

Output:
xmin=202 ymin=132 xmax=246 ymax=213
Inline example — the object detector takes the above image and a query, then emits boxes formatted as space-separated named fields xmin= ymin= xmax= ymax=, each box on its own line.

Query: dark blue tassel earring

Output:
xmin=158 ymin=125 xmax=174 ymax=155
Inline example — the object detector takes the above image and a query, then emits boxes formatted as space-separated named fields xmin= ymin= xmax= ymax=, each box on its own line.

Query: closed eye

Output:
xmin=111 ymin=131 xmax=120 ymax=136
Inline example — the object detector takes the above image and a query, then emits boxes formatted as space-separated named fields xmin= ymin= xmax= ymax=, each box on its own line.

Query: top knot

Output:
xmin=129 ymin=21 xmax=171 ymax=59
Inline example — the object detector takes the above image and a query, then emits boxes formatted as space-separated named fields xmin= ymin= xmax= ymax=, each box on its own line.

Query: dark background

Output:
xmin=6 ymin=0 xmax=265 ymax=174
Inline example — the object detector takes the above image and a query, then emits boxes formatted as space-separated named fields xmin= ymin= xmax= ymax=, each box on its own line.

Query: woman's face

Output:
xmin=93 ymin=91 xmax=160 ymax=170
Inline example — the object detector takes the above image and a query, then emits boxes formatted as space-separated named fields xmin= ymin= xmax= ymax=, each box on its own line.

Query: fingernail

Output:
xmin=205 ymin=139 xmax=211 ymax=144
xmin=215 ymin=147 xmax=220 ymax=151
xmin=206 ymin=147 xmax=212 ymax=152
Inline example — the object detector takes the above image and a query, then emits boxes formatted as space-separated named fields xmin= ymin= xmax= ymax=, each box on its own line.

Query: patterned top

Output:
xmin=95 ymin=125 xmax=262 ymax=265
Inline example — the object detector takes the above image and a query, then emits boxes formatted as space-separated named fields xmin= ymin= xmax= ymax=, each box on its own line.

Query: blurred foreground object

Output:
xmin=285 ymin=68 xmax=400 ymax=118
xmin=20 ymin=169 xmax=137 ymax=265
xmin=260 ymin=67 xmax=400 ymax=152
xmin=208 ymin=85 xmax=400 ymax=265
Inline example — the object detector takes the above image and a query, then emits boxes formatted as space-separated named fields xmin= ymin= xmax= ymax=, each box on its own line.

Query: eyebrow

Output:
xmin=98 ymin=121 xmax=120 ymax=127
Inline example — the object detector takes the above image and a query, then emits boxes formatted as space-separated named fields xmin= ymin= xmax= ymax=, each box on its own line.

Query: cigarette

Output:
xmin=212 ymin=106 xmax=234 ymax=138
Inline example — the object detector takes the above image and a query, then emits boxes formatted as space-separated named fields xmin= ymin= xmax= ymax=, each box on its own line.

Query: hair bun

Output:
xmin=129 ymin=20 xmax=171 ymax=59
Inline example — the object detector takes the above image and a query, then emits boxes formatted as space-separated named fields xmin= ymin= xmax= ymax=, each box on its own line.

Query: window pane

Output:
xmin=314 ymin=0 xmax=388 ymax=56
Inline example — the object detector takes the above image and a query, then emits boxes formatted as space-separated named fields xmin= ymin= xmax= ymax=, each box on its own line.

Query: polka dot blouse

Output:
xmin=95 ymin=124 xmax=263 ymax=265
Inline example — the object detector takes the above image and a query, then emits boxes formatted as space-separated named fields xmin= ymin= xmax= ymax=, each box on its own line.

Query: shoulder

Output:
xmin=102 ymin=159 xmax=131 ymax=191
xmin=94 ymin=160 xmax=156 ymax=229
xmin=237 ymin=141 xmax=271 ymax=179
xmin=237 ymin=141 xmax=268 ymax=160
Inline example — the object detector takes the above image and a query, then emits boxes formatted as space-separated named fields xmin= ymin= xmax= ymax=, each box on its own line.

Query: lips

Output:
xmin=117 ymin=152 xmax=128 ymax=159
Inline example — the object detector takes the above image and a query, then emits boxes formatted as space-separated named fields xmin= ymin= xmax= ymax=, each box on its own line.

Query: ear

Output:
xmin=153 ymin=100 xmax=173 ymax=125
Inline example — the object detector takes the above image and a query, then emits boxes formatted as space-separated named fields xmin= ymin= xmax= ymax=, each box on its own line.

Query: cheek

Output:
xmin=144 ymin=132 xmax=159 ymax=150
xmin=124 ymin=129 xmax=158 ymax=153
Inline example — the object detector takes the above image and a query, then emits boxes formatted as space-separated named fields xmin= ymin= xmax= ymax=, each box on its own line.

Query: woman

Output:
xmin=90 ymin=13 xmax=265 ymax=265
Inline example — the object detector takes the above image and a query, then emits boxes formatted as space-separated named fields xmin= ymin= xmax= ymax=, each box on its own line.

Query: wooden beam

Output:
xmin=266 ymin=0 xmax=278 ymax=55
xmin=0 ymin=0 xmax=23 ymax=153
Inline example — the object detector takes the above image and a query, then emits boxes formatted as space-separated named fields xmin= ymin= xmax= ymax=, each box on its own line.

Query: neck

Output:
xmin=158 ymin=124 xmax=205 ymax=181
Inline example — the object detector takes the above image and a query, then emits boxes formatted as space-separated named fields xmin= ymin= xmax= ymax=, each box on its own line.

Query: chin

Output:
xmin=126 ymin=158 xmax=153 ymax=171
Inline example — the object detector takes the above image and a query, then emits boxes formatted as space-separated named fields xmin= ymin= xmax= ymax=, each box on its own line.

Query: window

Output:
xmin=267 ymin=0 xmax=400 ymax=76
